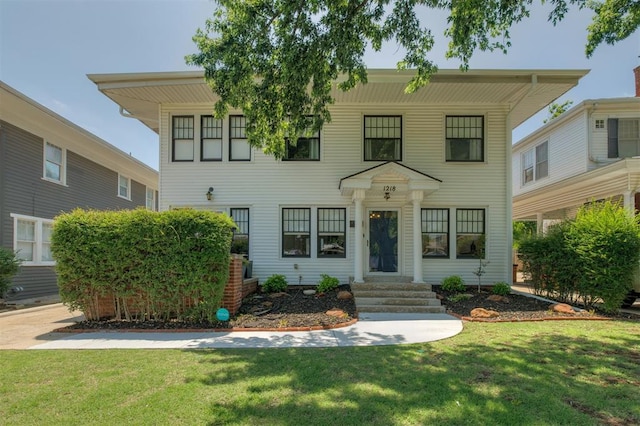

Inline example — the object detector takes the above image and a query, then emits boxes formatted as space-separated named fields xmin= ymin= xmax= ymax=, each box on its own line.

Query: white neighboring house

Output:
xmin=512 ymin=68 xmax=640 ymax=227
xmin=89 ymin=69 xmax=586 ymax=296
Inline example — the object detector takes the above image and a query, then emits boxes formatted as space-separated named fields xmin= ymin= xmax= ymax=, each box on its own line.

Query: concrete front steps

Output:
xmin=351 ymin=277 xmax=446 ymax=314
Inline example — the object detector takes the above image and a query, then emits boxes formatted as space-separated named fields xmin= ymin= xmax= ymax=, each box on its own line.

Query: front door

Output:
xmin=368 ymin=210 xmax=398 ymax=273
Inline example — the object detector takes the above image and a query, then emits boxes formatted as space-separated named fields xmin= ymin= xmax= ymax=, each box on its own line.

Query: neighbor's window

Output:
xmin=456 ymin=209 xmax=485 ymax=259
xmin=282 ymin=208 xmax=310 ymax=257
xmin=445 ymin=116 xmax=484 ymax=162
xmin=229 ymin=115 xmax=251 ymax=161
xmin=318 ymin=208 xmax=346 ymax=258
xmin=230 ymin=208 xmax=250 ymax=255
xmin=285 ymin=124 xmax=320 ymax=161
xmin=12 ymin=214 xmax=54 ymax=265
xmin=172 ymin=116 xmax=194 ymax=161
xmin=535 ymin=141 xmax=548 ymax=180
xmin=201 ymin=115 xmax=223 ymax=161
xmin=364 ymin=115 xmax=402 ymax=161
xmin=595 ymin=119 xmax=605 ymax=130
xmin=521 ymin=141 xmax=548 ymax=185
xmin=146 ymin=187 xmax=156 ymax=211
xmin=118 ymin=174 xmax=131 ymax=200
xmin=608 ymin=118 xmax=640 ymax=158
xmin=44 ymin=141 xmax=65 ymax=184
xmin=421 ymin=209 xmax=449 ymax=258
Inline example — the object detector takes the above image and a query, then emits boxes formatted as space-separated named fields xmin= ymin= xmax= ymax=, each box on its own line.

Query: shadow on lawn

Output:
xmin=185 ymin=325 xmax=640 ymax=425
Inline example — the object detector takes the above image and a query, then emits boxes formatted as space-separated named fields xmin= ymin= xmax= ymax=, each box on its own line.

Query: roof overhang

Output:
xmin=88 ymin=68 xmax=588 ymax=134
xmin=513 ymin=159 xmax=640 ymax=219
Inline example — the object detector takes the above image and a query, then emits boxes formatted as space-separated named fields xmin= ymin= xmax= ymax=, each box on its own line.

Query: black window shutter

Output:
xmin=607 ymin=118 xmax=618 ymax=158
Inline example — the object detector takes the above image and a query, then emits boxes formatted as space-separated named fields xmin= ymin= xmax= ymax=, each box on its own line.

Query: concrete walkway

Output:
xmin=0 ymin=304 xmax=463 ymax=350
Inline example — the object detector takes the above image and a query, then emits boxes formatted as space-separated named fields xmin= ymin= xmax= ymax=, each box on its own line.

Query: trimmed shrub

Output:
xmin=519 ymin=201 xmax=640 ymax=313
xmin=52 ymin=208 xmax=235 ymax=321
xmin=262 ymin=274 xmax=288 ymax=293
xmin=316 ymin=274 xmax=340 ymax=293
xmin=0 ymin=248 xmax=21 ymax=298
xmin=441 ymin=275 xmax=466 ymax=293
xmin=567 ymin=201 xmax=640 ymax=313
xmin=492 ymin=282 xmax=511 ymax=296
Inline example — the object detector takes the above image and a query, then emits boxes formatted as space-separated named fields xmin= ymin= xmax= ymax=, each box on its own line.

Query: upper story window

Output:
xmin=522 ymin=141 xmax=548 ymax=185
xmin=421 ymin=208 xmax=449 ymax=258
xmin=608 ymin=118 xmax=640 ymax=158
xmin=230 ymin=208 xmax=250 ymax=255
xmin=44 ymin=141 xmax=65 ymax=184
xmin=118 ymin=174 xmax=131 ymax=200
xmin=172 ymin=116 xmax=194 ymax=161
xmin=229 ymin=115 xmax=251 ymax=161
xmin=285 ymin=125 xmax=320 ymax=161
xmin=201 ymin=116 xmax=223 ymax=161
xmin=445 ymin=116 xmax=484 ymax=162
xmin=282 ymin=208 xmax=310 ymax=257
xmin=11 ymin=214 xmax=54 ymax=266
xmin=456 ymin=208 xmax=485 ymax=259
xmin=317 ymin=208 xmax=346 ymax=258
xmin=146 ymin=187 xmax=156 ymax=211
xmin=364 ymin=115 xmax=402 ymax=161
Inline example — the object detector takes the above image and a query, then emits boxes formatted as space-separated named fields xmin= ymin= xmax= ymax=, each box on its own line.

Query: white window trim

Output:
xmin=146 ymin=187 xmax=156 ymax=211
xmin=42 ymin=141 xmax=67 ymax=186
xmin=11 ymin=213 xmax=55 ymax=266
xmin=118 ymin=174 xmax=131 ymax=201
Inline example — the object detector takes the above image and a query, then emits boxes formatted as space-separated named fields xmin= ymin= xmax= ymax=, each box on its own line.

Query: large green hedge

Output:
xmin=518 ymin=201 xmax=640 ymax=313
xmin=52 ymin=208 xmax=235 ymax=321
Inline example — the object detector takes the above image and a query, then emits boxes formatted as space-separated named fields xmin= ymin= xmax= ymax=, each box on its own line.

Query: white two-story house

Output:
xmin=89 ymin=69 xmax=585 ymax=300
xmin=512 ymin=68 xmax=640 ymax=230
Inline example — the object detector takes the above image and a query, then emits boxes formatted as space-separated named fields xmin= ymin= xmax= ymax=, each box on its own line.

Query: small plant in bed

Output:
xmin=441 ymin=275 xmax=466 ymax=293
xmin=316 ymin=274 xmax=340 ymax=294
xmin=262 ymin=274 xmax=288 ymax=293
xmin=492 ymin=281 xmax=511 ymax=296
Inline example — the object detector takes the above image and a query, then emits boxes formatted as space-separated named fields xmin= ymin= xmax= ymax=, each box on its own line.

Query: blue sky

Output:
xmin=1 ymin=0 xmax=638 ymax=171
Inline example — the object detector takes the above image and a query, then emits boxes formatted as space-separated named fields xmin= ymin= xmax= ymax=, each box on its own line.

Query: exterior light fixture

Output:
xmin=206 ymin=187 xmax=214 ymax=201
xmin=384 ymin=191 xmax=390 ymax=200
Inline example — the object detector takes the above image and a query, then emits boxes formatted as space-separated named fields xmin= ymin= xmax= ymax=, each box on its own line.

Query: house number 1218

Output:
xmin=383 ymin=185 xmax=396 ymax=192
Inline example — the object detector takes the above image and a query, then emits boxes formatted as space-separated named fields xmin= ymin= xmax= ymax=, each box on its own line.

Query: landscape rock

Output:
xmin=326 ymin=308 xmax=347 ymax=318
xmin=470 ymin=307 xmax=500 ymax=318
xmin=487 ymin=295 xmax=510 ymax=303
xmin=337 ymin=291 xmax=353 ymax=300
xmin=552 ymin=303 xmax=575 ymax=314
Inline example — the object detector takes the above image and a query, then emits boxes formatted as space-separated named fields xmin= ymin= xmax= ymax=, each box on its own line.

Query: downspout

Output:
xmin=506 ymin=74 xmax=537 ymax=283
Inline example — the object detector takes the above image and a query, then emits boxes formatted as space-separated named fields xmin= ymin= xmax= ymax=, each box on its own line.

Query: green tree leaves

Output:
xmin=187 ymin=0 xmax=638 ymax=158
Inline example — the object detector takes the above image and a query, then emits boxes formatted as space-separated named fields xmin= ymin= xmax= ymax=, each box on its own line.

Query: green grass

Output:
xmin=1 ymin=321 xmax=639 ymax=425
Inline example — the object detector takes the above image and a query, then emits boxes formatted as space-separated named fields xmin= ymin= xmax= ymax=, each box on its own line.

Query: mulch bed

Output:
xmin=61 ymin=284 xmax=638 ymax=331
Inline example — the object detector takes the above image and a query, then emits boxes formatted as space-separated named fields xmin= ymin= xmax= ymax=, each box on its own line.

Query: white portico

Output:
xmin=339 ymin=162 xmax=441 ymax=284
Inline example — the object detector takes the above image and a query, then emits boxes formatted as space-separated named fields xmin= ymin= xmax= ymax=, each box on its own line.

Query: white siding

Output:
xmin=513 ymin=112 xmax=588 ymax=196
xmin=159 ymin=104 xmax=511 ymax=286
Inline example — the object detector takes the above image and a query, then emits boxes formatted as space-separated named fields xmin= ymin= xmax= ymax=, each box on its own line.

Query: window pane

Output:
xmin=45 ymin=161 xmax=61 ymax=181
xmin=42 ymin=223 xmax=52 ymax=242
xmin=230 ymin=207 xmax=249 ymax=256
xmin=231 ymin=139 xmax=251 ymax=160
xmin=17 ymin=242 xmax=34 ymax=261
xmin=318 ymin=208 xmax=345 ymax=258
xmin=46 ymin=143 xmax=62 ymax=164
xmin=119 ymin=176 xmax=129 ymax=198
xmin=285 ymin=137 xmax=320 ymax=160
xmin=364 ymin=116 xmax=401 ymax=161
xmin=174 ymin=139 xmax=194 ymax=161
xmin=202 ymin=139 xmax=222 ymax=160
xmin=445 ymin=116 xmax=484 ymax=161
xmin=283 ymin=208 xmax=310 ymax=257
xmin=17 ymin=220 xmax=35 ymax=241
xmin=456 ymin=209 xmax=485 ymax=258
xmin=41 ymin=243 xmax=53 ymax=262
xmin=422 ymin=209 xmax=449 ymax=257
xmin=230 ymin=116 xmax=246 ymax=138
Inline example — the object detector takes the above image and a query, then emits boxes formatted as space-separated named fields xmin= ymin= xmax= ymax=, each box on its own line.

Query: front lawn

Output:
xmin=1 ymin=321 xmax=638 ymax=425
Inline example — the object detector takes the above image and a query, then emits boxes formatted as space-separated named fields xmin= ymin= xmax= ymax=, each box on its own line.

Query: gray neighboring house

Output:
xmin=0 ymin=81 xmax=158 ymax=301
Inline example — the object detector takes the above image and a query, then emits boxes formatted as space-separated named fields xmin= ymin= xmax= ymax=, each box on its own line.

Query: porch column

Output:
xmin=536 ymin=213 xmax=544 ymax=235
xmin=411 ymin=190 xmax=425 ymax=283
xmin=353 ymin=189 xmax=366 ymax=283
xmin=623 ymin=190 xmax=635 ymax=215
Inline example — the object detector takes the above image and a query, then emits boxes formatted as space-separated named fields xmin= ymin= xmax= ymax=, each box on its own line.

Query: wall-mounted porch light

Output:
xmin=206 ymin=187 xmax=214 ymax=201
